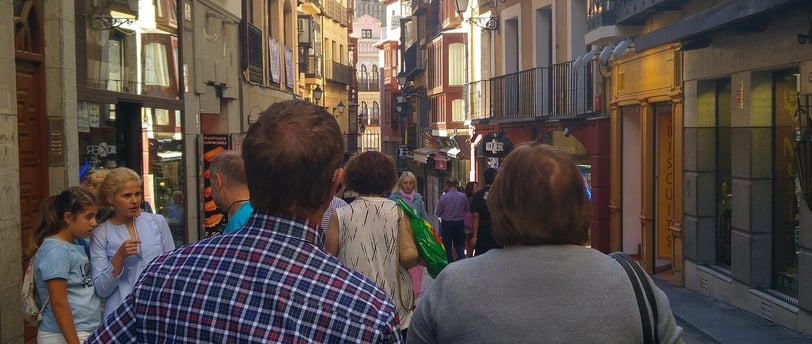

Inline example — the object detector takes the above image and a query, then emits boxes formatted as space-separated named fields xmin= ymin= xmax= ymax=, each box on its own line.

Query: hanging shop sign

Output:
xmin=434 ymin=152 xmax=448 ymax=171
xmin=477 ymin=133 xmax=514 ymax=158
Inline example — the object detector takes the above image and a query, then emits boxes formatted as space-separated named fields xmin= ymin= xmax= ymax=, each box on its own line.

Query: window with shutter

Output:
xmin=247 ymin=22 xmax=263 ymax=83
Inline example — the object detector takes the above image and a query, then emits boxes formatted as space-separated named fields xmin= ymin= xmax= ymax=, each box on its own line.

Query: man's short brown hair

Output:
xmin=344 ymin=151 xmax=396 ymax=196
xmin=242 ymin=100 xmax=344 ymax=214
xmin=488 ymin=142 xmax=591 ymax=246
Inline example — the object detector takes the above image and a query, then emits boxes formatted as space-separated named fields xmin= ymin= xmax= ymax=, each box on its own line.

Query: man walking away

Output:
xmin=435 ymin=178 xmax=468 ymax=262
xmin=87 ymin=100 xmax=402 ymax=343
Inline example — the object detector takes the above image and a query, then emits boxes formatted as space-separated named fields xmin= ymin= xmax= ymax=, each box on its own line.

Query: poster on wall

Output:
xmin=268 ymin=37 xmax=280 ymax=84
xmin=202 ymin=135 xmax=230 ymax=238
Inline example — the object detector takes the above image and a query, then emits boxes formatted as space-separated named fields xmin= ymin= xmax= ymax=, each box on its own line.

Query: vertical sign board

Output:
xmin=202 ymin=135 xmax=230 ymax=237
xmin=285 ymin=47 xmax=295 ymax=89
xmin=656 ymin=112 xmax=674 ymax=259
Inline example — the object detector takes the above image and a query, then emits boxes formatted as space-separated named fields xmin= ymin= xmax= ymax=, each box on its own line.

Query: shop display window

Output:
xmin=78 ymin=102 xmax=186 ymax=247
xmin=142 ymin=33 xmax=179 ymax=99
xmin=144 ymin=108 xmax=186 ymax=247
xmin=81 ymin=0 xmax=179 ymax=98
xmin=772 ymin=70 xmax=799 ymax=298
xmin=714 ymin=79 xmax=732 ymax=269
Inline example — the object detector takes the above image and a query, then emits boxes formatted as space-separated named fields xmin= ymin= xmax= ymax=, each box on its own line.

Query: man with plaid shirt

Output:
xmin=87 ymin=100 xmax=402 ymax=343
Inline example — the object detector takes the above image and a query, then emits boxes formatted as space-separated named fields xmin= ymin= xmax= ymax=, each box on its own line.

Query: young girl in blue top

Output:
xmin=30 ymin=186 xmax=101 ymax=343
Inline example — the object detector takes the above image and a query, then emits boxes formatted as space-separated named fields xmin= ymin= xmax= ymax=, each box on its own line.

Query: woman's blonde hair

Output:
xmin=87 ymin=169 xmax=109 ymax=193
xmin=96 ymin=167 xmax=142 ymax=207
xmin=394 ymin=171 xmax=417 ymax=193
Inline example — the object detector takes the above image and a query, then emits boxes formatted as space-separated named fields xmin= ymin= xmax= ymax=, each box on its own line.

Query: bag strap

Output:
xmin=29 ymin=254 xmax=51 ymax=311
xmin=610 ymin=252 xmax=659 ymax=344
xmin=395 ymin=214 xmax=415 ymax=312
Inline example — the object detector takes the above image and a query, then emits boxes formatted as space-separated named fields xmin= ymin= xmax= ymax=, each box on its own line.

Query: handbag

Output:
xmin=610 ymin=252 xmax=660 ymax=344
xmin=398 ymin=207 xmax=420 ymax=268
xmin=396 ymin=199 xmax=449 ymax=278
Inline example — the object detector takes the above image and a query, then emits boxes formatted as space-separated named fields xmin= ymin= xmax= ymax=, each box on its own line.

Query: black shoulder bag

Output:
xmin=610 ymin=252 xmax=660 ymax=344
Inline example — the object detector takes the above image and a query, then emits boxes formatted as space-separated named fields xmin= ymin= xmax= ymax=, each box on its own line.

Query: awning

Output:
xmin=438 ymin=146 xmax=461 ymax=159
xmin=412 ymin=148 xmax=437 ymax=164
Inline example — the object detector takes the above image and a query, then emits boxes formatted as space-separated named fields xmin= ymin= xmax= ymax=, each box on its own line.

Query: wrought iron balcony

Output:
xmin=329 ymin=61 xmax=352 ymax=85
xmin=586 ymin=0 xmax=617 ymax=32
xmin=358 ymin=78 xmax=380 ymax=91
xmin=465 ymin=60 xmax=598 ymax=122
xmin=324 ymin=0 xmax=349 ymax=27
xmin=302 ymin=55 xmax=322 ymax=78
xmin=403 ymin=43 xmax=424 ymax=77
xmin=616 ymin=0 xmax=686 ymax=25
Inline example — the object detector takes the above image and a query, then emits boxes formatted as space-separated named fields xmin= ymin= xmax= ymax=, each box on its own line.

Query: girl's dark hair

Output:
xmin=464 ymin=182 xmax=478 ymax=197
xmin=28 ymin=186 xmax=98 ymax=255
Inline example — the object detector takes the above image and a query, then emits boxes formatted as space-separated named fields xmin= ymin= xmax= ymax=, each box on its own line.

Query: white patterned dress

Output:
xmin=334 ymin=196 xmax=415 ymax=329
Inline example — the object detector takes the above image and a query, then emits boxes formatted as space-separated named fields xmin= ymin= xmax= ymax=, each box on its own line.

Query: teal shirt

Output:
xmin=224 ymin=202 xmax=254 ymax=234
xmin=35 ymin=237 xmax=101 ymax=333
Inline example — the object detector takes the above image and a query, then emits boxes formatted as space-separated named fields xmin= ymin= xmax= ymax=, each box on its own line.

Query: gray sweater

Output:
xmin=407 ymin=245 xmax=683 ymax=344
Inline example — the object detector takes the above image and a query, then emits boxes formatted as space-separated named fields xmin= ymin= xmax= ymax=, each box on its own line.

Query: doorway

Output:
xmin=15 ymin=1 xmax=47 ymax=341
xmin=654 ymin=103 xmax=674 ymax=272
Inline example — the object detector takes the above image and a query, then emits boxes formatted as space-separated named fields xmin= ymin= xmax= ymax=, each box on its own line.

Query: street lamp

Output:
xmin=358 ymin=111 xmax=367 ymax=134
xmin=313 ymin=85 xmax=323 ymax=105
xmin=454 ymin=0 xmax=500 ymax=31
xmin=397 ymin=72 xmax=408 ymax=88
xmin=337 ymin=101 xmax=345 ymax=115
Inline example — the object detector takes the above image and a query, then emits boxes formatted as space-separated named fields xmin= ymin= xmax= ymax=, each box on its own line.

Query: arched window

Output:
xmin=357 ymin=64 xmax=368 ymax=82
xmin=371 ymin=64 xmax=379 ymax=82
xmin=372 ymin=101 xmax=380 ymax=121
xmin=361 ymin=101 xmax=369 ymax=118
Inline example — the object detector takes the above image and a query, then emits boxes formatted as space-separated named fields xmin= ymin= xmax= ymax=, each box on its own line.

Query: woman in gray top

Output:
xmin=407 ymin=142 xmax=683 ymax=344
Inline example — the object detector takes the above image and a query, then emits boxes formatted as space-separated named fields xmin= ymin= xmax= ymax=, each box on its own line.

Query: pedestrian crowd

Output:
xmin=26 ymin=99 xmax=683 ymax=343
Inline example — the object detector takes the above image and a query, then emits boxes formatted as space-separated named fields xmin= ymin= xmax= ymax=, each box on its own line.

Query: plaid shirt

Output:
xmin=86 ymin=213 xmax=402 ymax=343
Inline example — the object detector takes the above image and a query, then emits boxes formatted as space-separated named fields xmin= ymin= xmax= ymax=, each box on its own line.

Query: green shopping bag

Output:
xmin=396 ymin=199 xmax=448 ymax=278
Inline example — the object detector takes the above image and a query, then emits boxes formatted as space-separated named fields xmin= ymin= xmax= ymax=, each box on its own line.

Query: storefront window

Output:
xmin=715 ymin=79 xmax=732 ymax=269
xmin=78 ymin=102 xmax=118 ymax=171
xmin=78 ymin=102 xmax=186 ymax=247
xmin=772 ymin=70 xmax=799 ymax=297
xmin=144 ymin=108 xmax=186 ymax=247
xmin=81 ymin=0 xmax=179 ymax=98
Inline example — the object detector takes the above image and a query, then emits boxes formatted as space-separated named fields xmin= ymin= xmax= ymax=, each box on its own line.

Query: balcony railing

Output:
xmin=302 ymin=55 xmax=322 ymax=78
xmin=617 ymin=0 xmax=685 ymax=25
xmin=466 ymin=60 xmax=597 ymax=121
xmin=358 ymin=78 xmax=380 ymax=91
xmin=464 ymin=79 xmax=491 ymax=120
xmin=329 ymin=61 xmax=352 ymax=85
xmin=403 ymin=43 xmax=424 ymax=76
xmin=324 ymin=0 xmax=348 ymax=27
xmin=586 ymin=0 xmax=617 ymax=31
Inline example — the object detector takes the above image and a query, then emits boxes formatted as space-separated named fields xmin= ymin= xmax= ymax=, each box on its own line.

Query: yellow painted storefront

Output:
xmin=609 ymin=44 xmax=685 ymax=285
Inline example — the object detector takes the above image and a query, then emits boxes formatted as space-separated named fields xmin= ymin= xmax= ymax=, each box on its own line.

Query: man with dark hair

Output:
xmin=470 ymin=167 xmax=501 ymax=256
xmin=210 ymin=150 xmax=253 ymax=234
xmin=88 ymin=100 xmax=402 ymax=343
xmin=435 ymin=178 xmax=469 ymax=262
